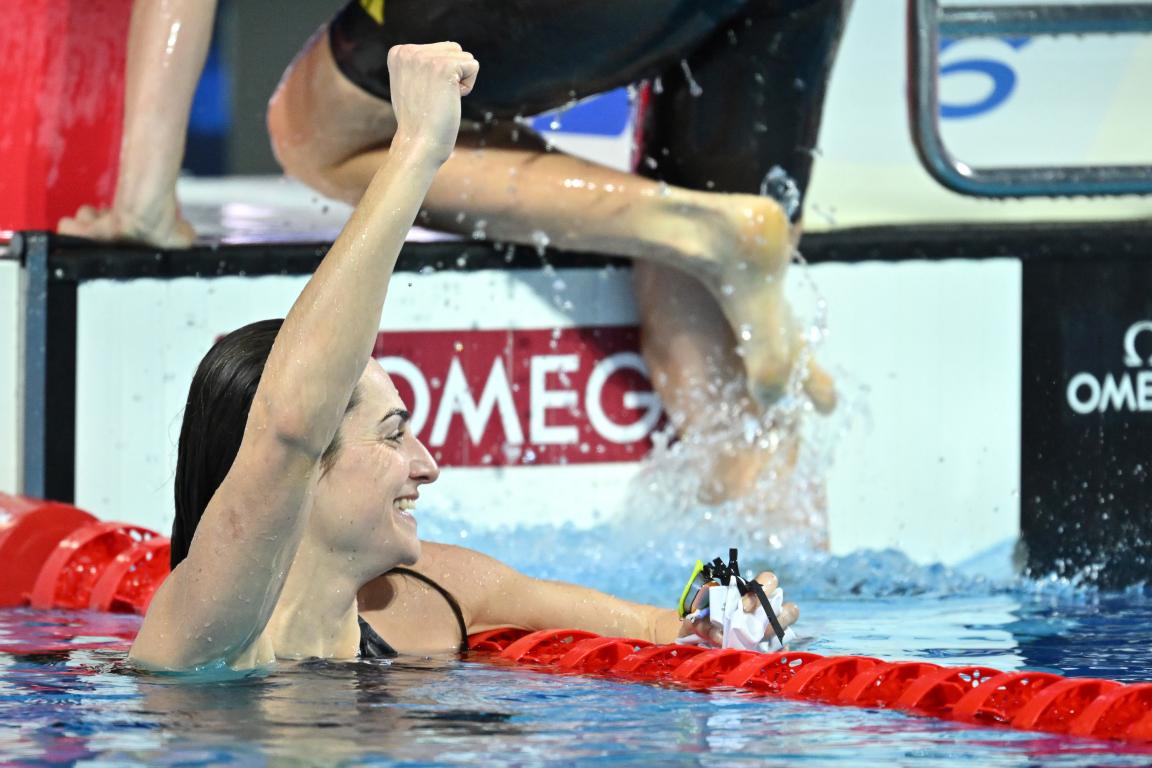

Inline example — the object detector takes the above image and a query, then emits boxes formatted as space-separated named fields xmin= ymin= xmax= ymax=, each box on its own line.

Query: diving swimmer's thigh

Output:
xmin=327 ymin=0 xmax=749 ymax=120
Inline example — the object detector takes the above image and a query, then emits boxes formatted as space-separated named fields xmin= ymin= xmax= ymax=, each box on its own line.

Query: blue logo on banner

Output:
xmin=532 ymin=87 xmax=631 ymax=136
xmin=939 ymin=36 xmax=1031 ymax=119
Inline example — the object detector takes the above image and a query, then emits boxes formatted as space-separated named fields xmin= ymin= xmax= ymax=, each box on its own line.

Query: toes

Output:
xmin=804 ymin=359 xmax=837 ymax=413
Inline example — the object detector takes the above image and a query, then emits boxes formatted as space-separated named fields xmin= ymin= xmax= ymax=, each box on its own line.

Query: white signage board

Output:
xmin=74 ymin=258 xmax=1020 ymax=566
xmin=0 ymin=259 xmax=18 ymax=494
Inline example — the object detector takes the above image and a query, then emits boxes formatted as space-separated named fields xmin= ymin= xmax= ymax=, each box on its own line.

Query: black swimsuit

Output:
xmin=356 ymin=567 xmax=470 ymax=659
xmin=327 ymin=0 xmax=852 ymax=200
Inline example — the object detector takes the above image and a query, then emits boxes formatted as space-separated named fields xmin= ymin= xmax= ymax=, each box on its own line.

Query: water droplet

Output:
xmin=679 ymin=60 xmax=703 ymax=97
xmin=760 ymin=165 xmax=801 ymax=219
xmin=531 ymin=230 xmax=551 ymax=256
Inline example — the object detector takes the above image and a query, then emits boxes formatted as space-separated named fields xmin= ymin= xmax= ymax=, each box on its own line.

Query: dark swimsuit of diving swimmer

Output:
xmin=357 ymin=567 xmax=469 ymax=658
xmin=328 ymin=0 xmax=853 ymax=199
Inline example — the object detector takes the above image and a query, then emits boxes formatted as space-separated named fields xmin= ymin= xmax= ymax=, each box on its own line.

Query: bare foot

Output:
xmin=57 ymin=199 xmax=195 ymax=248
xmin=700 ymin=193 xmax=837 ymax=414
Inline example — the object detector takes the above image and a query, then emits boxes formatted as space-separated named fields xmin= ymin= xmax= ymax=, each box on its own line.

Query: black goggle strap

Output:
xmin=726 ymin=547 xmax=786 ymax=645
xmin=744 ymin=577 xmax=787 ymax=645
xmin=728 ymin=548 xmax=741 ymax=580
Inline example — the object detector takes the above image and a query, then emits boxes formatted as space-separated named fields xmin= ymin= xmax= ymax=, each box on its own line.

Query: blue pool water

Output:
xmin=2 ymin=528 xmax=1150 ymax=766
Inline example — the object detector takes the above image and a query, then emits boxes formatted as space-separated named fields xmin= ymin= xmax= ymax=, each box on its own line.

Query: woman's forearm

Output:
xmin=648 ymin=607 xmax=686 ymax=644
xmin=258 ymin=45 xmax=477 ymax=453
xmin=260 ymin=139 xmax=443 ymax=453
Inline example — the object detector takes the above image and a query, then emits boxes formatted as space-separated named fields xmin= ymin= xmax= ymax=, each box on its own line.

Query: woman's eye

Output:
xmin=387 ymin=430 xmax=406 ymax=444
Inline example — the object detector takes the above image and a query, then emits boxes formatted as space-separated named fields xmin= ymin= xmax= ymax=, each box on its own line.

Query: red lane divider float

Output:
xmin=0 ymin=494 xmax=170 ymax=615
xmin=951 ymin=670 xmax=1064 ymax=726
xmin=894 ymin=665 xmax=1001 ymax=718
xmin=838 ymin=661 xmax=942 ymax=707
xmin=467 ymin=628 xmax=1152 ymax=746
xmin=88 ymin=536 xmax=171 ymax=614
xmin=670 ymin=648 xmax=758 ymax=687
xmin=722 ymin=651 xmax=822 ymax=692
xmin=0 ymin=494 xmax=96 ymax=606
xmin=558 ymin=637 xmax=653 ymax=673
xmin=29 ymin=523 xmax=161 ymax=610
xmin=1069 ymin=683 xmax=1152 ymax=741
xmin=1011 ymin=677 xmax=1123 ymax=733
xmin=781 ymin=655 xmax=882 ymax=703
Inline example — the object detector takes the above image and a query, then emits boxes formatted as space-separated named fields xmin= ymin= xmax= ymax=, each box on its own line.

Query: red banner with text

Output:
xmin=373 ymin=326 xmax=663 ymax=467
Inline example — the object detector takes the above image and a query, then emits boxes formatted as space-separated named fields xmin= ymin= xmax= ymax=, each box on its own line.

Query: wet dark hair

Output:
xmin=170 ymin=319 xmax=356 ymax=569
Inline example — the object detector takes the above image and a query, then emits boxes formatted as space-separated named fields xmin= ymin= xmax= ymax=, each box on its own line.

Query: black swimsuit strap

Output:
xmin=388 ymin=567 xmax=470 ymax=654
xmin=357 ymin=614 xmax=398 ymax=658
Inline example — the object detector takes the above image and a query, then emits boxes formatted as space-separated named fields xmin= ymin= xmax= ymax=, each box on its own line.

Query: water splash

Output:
xmin=760 ymin=166 xmax=802 ymax=220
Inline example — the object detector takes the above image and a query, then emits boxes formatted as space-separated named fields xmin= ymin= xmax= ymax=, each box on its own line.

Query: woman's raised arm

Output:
xmin=131 ymin=44 xmax=479 ymax=670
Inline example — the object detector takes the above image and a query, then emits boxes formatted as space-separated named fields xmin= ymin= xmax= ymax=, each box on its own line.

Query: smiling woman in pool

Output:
xmin=130 ymin=42 xmax=797 ymax=670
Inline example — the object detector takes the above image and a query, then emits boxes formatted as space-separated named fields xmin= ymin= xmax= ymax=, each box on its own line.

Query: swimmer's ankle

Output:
xmin=641 ymin=188 xmax=733 ymax=276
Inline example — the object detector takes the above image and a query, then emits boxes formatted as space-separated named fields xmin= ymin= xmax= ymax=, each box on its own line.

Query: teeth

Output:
xmin=396 ymin=499 xmax=416 ymax=512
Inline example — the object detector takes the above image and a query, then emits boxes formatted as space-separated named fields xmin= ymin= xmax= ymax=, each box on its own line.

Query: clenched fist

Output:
xmin=387 ymin=42 xmax=480 ymax=165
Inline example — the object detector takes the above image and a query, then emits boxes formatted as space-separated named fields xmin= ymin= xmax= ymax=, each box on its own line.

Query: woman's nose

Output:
xmin=409 ymin=437 xmax=440 ymax=484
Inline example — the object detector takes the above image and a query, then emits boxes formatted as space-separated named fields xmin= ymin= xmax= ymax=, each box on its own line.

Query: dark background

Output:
xmin=1021 ymin=256 xmax=1152 ymax=588
xmin=185 ymin=0 xmax=335 ymax=176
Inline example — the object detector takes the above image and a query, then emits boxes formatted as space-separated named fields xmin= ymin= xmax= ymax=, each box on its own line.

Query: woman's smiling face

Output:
xmin=309 ymin=361 xmax=440 ymax=573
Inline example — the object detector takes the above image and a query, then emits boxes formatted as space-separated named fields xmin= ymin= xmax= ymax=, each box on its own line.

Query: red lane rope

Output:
xmin=2 ymin=496 xmax=1148 ymax=744
xmin=467 ymin=627 xmax=1152 ymax=746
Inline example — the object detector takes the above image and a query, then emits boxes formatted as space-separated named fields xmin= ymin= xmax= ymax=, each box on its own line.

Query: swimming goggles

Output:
xmin=677 ymin=548 xmax=787 ymax=645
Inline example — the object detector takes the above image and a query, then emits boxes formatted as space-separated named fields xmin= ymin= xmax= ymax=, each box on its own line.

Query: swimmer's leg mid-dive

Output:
xmin=633 ymin=0 xmax=850 ymax=500
xmin=267 ymin=1 xmax=839 ymax=426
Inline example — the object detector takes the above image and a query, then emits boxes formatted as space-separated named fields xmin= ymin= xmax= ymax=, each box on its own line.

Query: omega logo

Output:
xmin=1066 ymin=320 xmax=1152 ymax=414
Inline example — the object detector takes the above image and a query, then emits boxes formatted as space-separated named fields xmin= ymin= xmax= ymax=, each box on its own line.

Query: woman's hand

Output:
xmin=678 ymin=570 xmax=800 ymax=645
xmin=387 ymin=42 xmax=479 ymax=165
